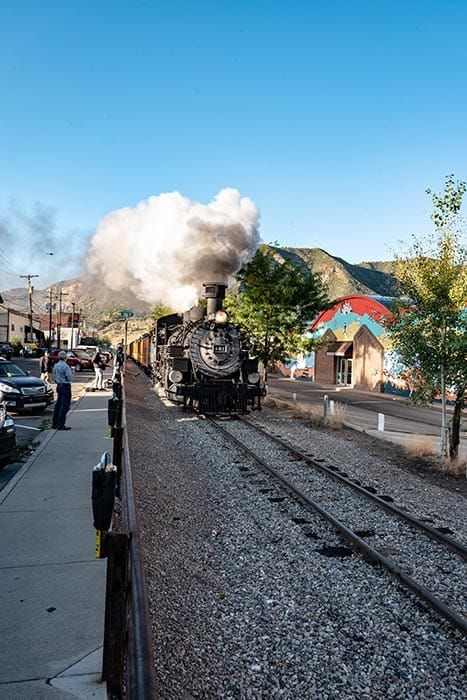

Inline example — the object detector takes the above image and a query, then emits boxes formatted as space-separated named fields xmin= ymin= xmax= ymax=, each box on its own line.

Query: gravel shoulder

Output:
xmin=125 ymin=371 xmax=466 ymax=700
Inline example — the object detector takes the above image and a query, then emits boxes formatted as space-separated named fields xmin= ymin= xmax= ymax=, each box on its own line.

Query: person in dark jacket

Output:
xmin=39 ymin=351 xmax=53 ymax=383
xmin=115 ymin=343 xmax=125 ymax=370
xmin=92 ymin=349 xmax=105 ymax=390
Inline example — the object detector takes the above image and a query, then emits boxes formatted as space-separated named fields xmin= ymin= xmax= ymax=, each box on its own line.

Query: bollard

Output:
xmin=107 ymin=397 xmax=119 ymax=430
xmin=323 ymin=394 xmax=328 ymax=420
xmin=92 ymin=453 xmax=117 ymax=558
xmin=329 ymin=400 xmax=335 ymax=416
xmin=378 ymin=413 xmax=385 ymax=432
xmin=292 ymin=392 xmax=297 ymax=402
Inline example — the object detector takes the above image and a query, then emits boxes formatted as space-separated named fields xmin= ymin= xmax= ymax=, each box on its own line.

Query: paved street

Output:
xmin=268 ymin=375 xmax=467 ymax=438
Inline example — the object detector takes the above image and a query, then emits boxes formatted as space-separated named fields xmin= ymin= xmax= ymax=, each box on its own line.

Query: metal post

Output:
xmin=323 ymin=394 xmax=328 ymax=420
xmin=440 ymin=361 xmax=449 ymax=458
xmin=56 ymin=290 xmax=68 ymax=349
xmin=102 ymin=532 xmax=130 ymax=695
xmin=112 ymin=393 xmax=124 ymax=498
xmin=124 ymin=320 xmax=128 ymax=370
xmin=70 ymin=301 xmax=75 ymax=349
xmin=48 ymin=288 xmax=53 ymax=349
xmin=57 ymin=290 xmax=62 ymax=349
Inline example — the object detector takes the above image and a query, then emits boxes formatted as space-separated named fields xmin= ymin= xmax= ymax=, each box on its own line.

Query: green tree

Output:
xmin=225 ymin=245 xmax=329 ymax=378
xmin=388 ymin=175 xmax=467 ymax=460
xmin=150 ymin=303 xmax=173 ymax=320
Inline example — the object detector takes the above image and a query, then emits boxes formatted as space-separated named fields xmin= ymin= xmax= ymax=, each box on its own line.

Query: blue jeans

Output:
xmin=53 ymin=383 xmax=71 ymax=429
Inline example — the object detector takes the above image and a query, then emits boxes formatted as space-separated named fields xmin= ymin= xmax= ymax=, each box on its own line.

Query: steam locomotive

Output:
xmin=127 ymin=283 xmax=265 ymax=415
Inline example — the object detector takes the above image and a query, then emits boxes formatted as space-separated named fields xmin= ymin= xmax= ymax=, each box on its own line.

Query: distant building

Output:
xmin=280 ymin=295 xmax=396 ymax=392
xmin=38 ymin=311 xmax=81 ymax=348
xmin=311 ymin=295 xmax=393 ymax=391
xmin=0 ymin=305 xmax=44 ymax=345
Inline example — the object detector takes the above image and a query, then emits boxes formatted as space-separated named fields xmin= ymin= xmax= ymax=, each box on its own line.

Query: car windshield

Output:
xmin=0 ymin=362 xmax=27 ymax=377
xmin=72 ymin=349 xmax=91 ymax=358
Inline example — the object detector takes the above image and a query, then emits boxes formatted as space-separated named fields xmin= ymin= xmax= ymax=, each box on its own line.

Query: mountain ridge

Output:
xmin=1 ymin=247 xmax=399 ymax=328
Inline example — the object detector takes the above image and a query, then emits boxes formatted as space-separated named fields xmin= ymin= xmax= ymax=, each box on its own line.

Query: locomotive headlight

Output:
xmin=214 ymin=310 xmax=229 ymax=325
xmin=169 ymin=370 xmax=183 ymax=384
xmin=248 ymin=372 xmax=260 ymax=384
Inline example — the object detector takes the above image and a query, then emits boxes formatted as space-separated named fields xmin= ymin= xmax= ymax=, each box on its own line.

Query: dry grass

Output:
xmin=404 ymin=436 xmax=467 ymax=476
xmin=326 ymin=401 xmax=347 ymax=429
xmin=439 ymin=456 xmax=467 ymax=477
xmin=263 ymin=395 xmax=349 ymax=429
xmin=404 ymin=435 xmax=437 ymax=458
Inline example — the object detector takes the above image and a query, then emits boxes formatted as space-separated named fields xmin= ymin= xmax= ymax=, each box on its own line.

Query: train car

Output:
xmin=153 ymin=283 xmax=264 ymax=415
xmin=128 ymin=333 xmax=152 ymax=373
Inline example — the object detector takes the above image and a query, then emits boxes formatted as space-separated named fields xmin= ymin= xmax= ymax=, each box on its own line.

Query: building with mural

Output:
xmin=281 ymin=294 xmax=397 ymax=392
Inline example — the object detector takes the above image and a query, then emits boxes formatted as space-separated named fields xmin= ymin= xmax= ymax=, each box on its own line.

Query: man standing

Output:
xmin=52 ymin=351 xmax=72 ymax=430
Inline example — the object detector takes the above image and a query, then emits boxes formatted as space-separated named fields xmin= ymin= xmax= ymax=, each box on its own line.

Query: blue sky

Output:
xmin=1 ymin=0 xmax=467 ymax=288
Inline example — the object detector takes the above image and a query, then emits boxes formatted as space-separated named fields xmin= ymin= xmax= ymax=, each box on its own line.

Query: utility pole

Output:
xmin=47 ymin=288 xmax=54 ymax=349
xmin=20 ymin=274 xmax=39 ymax=343
xmin=78 ymin=308 xmax=83 ymax=345
xmin=56 ymin=289 xmax=69 ymax=349
xmin=70 ymin=301 xmax=76 ymax=348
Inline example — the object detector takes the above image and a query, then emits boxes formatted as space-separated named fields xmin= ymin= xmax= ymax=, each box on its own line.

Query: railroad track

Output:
xmin=206 ymin=415 xmax=467 ymax=637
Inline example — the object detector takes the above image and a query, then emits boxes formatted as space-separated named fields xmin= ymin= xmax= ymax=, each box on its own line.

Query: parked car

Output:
xmin=49 ymin=349 xmax=94 ymax=372
xmin=75 ymin=344 xmax=98 ymax=354
xmin=0 ymin=343 xmax=13 ymax=360
xmin=0 ymin=359 xmax=54 ymax=413
xmin=0 ymin=403 xmax=16 ymax=466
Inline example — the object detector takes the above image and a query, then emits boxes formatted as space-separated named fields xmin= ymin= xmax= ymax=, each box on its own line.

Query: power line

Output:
xmin=0 ymin=268 xmax=21 ymax=277
xmin=0 ymin=250 xmax=20 ymax=274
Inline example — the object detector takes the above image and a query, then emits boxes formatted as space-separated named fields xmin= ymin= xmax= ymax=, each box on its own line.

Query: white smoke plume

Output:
xmin=87 ymin=188 xmax=260 ymax=310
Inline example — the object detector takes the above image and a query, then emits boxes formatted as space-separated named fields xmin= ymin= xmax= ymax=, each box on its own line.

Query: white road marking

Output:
xmin=15 ymin=424 xmax=41 ymax=431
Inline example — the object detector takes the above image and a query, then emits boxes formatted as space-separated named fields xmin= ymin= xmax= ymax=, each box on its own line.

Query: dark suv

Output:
xmin=0 ymin=403 xmax=16 ymax=465
xmin=0 ymin=359 xmax=54 ymax=413
xmin=0 ymin=343 xmax=13 ymax=360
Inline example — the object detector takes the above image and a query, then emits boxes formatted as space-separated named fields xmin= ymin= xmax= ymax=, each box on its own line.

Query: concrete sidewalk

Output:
xmin=0 ymin=388 xmax=112 ymax=699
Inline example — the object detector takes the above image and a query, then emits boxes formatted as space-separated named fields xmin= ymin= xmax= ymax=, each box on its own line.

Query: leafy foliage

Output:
xmin=388 ymin=175 xmax=467 ymax=458
xmin=150 ymin=303 xmax=173 ymax=320
xmin=225 ymin=245 xmax=329 ymax=371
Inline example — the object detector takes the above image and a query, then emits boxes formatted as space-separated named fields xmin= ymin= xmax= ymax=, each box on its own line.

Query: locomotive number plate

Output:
xmin=214 ymin=345 xmax=227 ymax=353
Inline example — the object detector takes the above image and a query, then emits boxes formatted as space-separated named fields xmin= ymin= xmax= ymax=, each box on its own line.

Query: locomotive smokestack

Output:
xmin=204 ymin=283 xmax=227 ymax=315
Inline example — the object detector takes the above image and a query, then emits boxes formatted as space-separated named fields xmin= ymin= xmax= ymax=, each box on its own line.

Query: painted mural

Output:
xmin=310 ymin=295 xmax=393 ymax=346
xmin=278 ymin=295 xmax=400 ymax=386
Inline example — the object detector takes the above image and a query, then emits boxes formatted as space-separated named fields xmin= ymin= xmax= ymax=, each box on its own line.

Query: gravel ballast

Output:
xmin=125 ymin=372 xmax=466 ymax=699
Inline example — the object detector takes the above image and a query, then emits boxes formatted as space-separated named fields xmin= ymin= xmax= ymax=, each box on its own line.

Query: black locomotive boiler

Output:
xmin=153 ymin=283 xmax=264 ymax=415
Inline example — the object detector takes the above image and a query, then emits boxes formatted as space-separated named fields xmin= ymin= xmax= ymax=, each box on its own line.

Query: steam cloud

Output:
xmin=87 ymin=188 xmax=260 ymax=310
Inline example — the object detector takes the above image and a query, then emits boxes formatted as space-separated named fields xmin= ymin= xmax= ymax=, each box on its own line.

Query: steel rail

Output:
xmin=239 ymin=417 xmax=467 ymax=560
xmin=121 ymin=386 xmax=159 ymax=698
xmin=207 ymin=417 xmax=467 ymax=637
